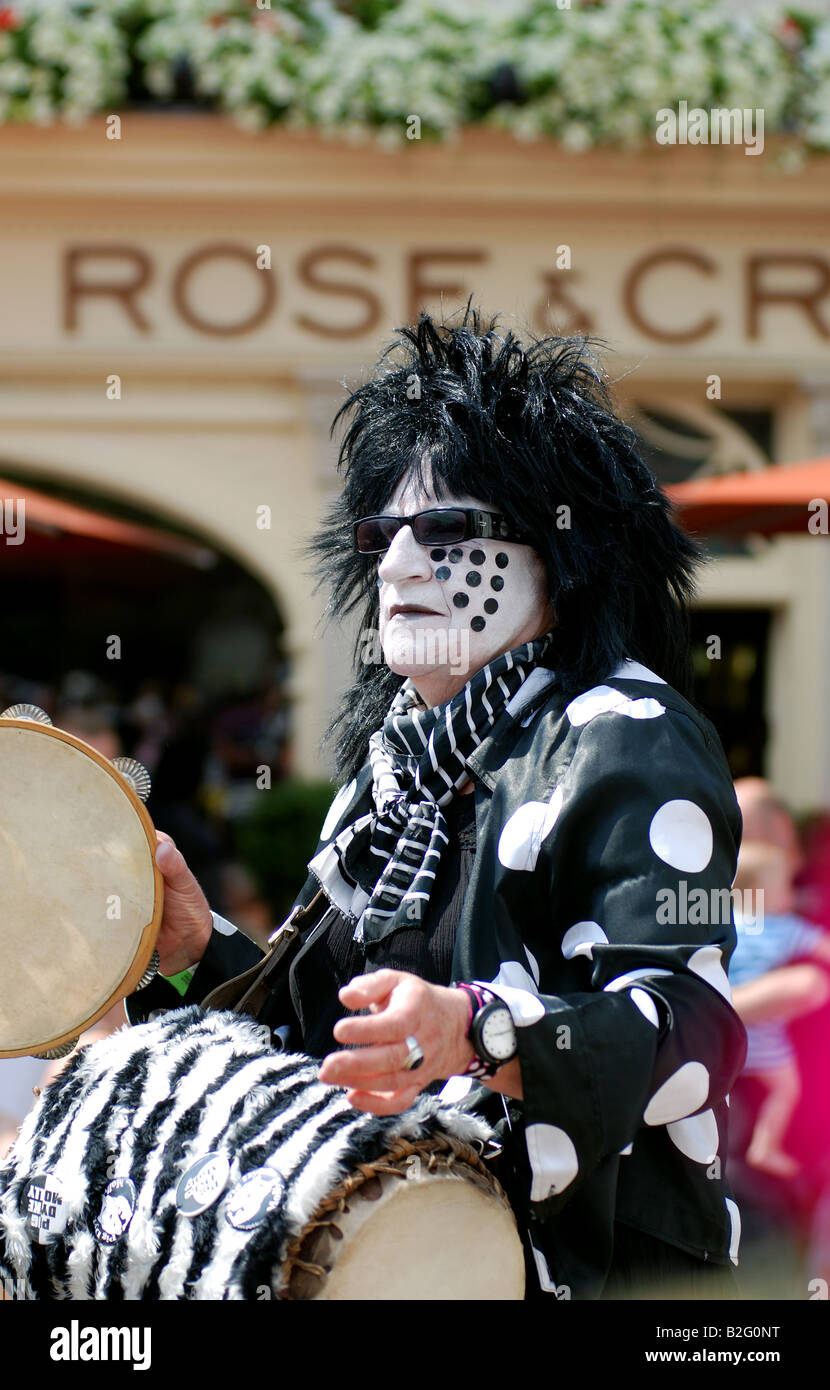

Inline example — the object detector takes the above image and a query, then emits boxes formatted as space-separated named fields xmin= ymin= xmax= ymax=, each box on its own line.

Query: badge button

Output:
xmin=25 ymin=1173 xmax=68 ymax=1245
xmin=175 ymin=1152 xmax=230 ymax=1217
xmin=94 ymin=1178 xmax=137 ymax=1244
xmin=224 ymin=1167 xmax=284 ymax=1232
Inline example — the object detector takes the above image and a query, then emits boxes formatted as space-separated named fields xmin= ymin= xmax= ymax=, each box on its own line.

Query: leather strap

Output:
xmin=200 ymin=888 xmax=328 ymax=1019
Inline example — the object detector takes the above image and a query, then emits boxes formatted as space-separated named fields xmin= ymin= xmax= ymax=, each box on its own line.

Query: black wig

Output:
xmin=309 ymin=301 xmax=703 ymax=783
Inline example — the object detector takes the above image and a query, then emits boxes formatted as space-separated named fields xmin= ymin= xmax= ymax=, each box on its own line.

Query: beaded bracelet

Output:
xmin=455 ymin=982 xmax=499 ymax=1079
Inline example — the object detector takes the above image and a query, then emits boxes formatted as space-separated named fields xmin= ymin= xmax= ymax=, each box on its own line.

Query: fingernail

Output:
xmin=155 ymin=842 xmax=174 ymax=869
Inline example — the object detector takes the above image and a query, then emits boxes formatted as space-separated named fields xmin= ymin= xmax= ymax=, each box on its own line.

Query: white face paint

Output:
xmin=377 ymin=473 xmax=554 ymax=708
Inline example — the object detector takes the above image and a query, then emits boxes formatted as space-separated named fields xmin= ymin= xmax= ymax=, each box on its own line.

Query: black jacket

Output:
xmin=136 ymin=661 xmax=746 ymax=1299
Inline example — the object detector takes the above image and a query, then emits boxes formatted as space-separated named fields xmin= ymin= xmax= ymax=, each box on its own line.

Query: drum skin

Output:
xmin=0 ymin=719 xmax=162 ymax=1057
xmin=282 ymin=1143 xmax=525 ymax=1300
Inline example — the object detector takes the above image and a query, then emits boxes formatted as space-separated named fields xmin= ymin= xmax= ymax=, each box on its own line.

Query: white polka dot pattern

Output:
xmin=498 ymin=785 xmax=564 ymax=871
xmin=629 ymin=988 xmax=660 ymax=1027
xmin=666 ymin=1109 xmax=719 ymax=1164
xmin=485 ymin=962 xmax=545 ymax=1025
xmin=320 ymin=778 xmax=357 ymax=841
xmin=566 ymin=685 xmax=665 ymax=727
xmin=725 ymin=1197 xmax=741 ymax=1266
xmin=643 ymin=1061 xmax=710 ymax=1126
xmin=603 ymin=967 xmax=673 ymax=991
xmin=210 ymin=912 xmax=238 ymax=937
xmin=561 ymin=920 xmax=609 ymax=960
xmin=526 ymin=1122 xmax=579 ymax=1201
xmin=649 ymin=800 xmax=713 ymax=872
xmin=524 ymin=945 xmax=541 ymax=985
xmin=687 ymin=945 xmax=732 ymax=1002
xmin=438 ymin=1074 xmax=473 ymax=1103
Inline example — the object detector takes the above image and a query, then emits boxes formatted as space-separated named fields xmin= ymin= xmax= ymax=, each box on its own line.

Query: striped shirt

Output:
xmin=730 ymin=912 xmax=825 ymax=1071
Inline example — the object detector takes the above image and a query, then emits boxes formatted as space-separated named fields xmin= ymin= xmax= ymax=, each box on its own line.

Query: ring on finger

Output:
xmin=403 ymin=1035 xmax=424 ymax=1072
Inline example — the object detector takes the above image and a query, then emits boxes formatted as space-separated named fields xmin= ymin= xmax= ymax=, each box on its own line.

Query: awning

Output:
xmin=665 ymin=458 xmax=830 ymax=538
xmin=0 ymin=476 xmax=214 ymax=566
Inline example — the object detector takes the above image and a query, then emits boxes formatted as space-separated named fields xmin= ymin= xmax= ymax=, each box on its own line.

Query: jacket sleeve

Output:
xmin=480 ymin=702 xmax=747 ymax=1221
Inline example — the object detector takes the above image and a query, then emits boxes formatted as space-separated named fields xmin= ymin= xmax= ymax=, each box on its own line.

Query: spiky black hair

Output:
xmin=309 ymin=301 xmax=703 ymax=782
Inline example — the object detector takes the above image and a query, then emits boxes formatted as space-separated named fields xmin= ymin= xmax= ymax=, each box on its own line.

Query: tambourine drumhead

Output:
xmin=0 ymin=719 xmax=162 ymax=1058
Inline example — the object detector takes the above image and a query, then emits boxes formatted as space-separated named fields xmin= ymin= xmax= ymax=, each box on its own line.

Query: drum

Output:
xmin=0 ymin=1007 xmax=525 ymax=1300
xmin=0 ymin=705 xmax=162 ymax=1060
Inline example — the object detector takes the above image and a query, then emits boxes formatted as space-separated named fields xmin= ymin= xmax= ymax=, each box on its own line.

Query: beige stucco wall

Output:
xmin=0 ymin=117 xmax=828 ymax=804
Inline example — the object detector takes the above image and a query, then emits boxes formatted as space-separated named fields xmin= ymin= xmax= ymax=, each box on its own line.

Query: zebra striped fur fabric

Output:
xmin=0 ymin=1006 xmax=495 ymax=1300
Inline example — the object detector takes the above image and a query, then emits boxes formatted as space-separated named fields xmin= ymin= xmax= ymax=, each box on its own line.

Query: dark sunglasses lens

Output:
xmin=413 ymin=510 xmax=468 ymax=545
xmin=355 ymin=517 xmax=402 ymax=552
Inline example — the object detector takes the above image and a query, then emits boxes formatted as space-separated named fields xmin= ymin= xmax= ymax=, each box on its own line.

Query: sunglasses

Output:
xmin=353 ymin=507 xmax=529 ymax=555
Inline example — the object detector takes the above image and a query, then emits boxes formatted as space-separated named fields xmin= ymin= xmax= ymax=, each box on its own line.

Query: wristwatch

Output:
xmin=456 ymin=983 xmax=518 ymax=1079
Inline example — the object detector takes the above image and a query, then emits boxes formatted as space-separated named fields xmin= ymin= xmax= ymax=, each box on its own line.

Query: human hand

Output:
xmin=152 ymin=831 xmax=213 ymax=977
xmin=318 ymin=968 xmax=475 ymax=1115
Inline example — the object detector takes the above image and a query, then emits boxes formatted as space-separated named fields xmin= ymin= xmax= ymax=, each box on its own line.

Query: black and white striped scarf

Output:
xmin=328 ymin=634 xmax=554 ymax=946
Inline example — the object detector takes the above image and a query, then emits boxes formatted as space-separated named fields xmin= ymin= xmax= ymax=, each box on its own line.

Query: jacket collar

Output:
xmin=466 ymin=667 xmax=561 ymax=791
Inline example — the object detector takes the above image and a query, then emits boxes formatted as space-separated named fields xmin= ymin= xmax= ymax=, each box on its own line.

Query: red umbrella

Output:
xmin=0 ymin=476 xmax=213 ymax=565
xmin=665 ymin=458 xmax=830 ymax=537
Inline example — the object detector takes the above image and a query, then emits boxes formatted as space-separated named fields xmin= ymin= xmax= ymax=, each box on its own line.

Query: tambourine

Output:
xmin=0 ymin=704 xmax=163 ymax=1061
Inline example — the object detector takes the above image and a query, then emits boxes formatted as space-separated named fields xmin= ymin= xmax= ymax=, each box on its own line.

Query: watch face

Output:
xmin=480 ymin=1004 xmax=516 ymax=1062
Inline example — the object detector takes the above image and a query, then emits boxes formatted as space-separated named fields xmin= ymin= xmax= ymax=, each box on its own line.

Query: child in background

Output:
xmin=730 ymin=840 xmax=830 ymax=1177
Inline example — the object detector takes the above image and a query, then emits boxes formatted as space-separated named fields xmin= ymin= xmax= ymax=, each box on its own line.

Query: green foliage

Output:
xmin=233 ymin=777 xmax=335 ymax=919
xmin=2 ymin=0 xmax=829 ymax=154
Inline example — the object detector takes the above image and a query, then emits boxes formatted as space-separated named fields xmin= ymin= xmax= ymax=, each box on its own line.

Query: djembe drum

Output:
xmin=0 ymin=705 xmax=162 ymax=1060
xmin=0 ymin=1008 xmax=526 ymax=1300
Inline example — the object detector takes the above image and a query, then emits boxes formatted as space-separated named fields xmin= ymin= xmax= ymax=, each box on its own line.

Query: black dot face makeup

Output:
xmin=433 ymin=541 xmax=511 ymax=636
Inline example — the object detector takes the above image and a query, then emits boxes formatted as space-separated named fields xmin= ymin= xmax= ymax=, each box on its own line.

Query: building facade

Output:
xmin=0 ymin=116 xmax=828 ymax=808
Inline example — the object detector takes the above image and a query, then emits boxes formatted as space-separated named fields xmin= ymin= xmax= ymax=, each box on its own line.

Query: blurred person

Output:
xmin=0 ymin=1055 xmax=43 ymax=1159
xmin=730 ymin=842 xmax=830 ymax=1178
xmin=57 ymin=705 xmax=122 ymax=762
xmin=148 ymin=684 xmax=227 ymax=908
xmin=127 ymin=679 xmax=172 ymax=774
xmin=0 ymin=1116 xmax=16 ymax=1160
xmin=733 ymin=776 xmax=804 ymax=877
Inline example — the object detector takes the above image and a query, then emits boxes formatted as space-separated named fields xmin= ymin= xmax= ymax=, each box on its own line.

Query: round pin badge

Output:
xmin=25 ymin=1173 xmax=68 ymax=1245
xmin=94 ymin=1177 xmax=137 ymax=1245
xmin=175 ymin=1152 xmax=230 ymax=1217
xmin=224 ymin=1167 xmax=284 ymax=1232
